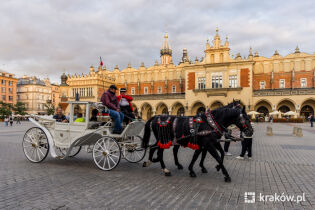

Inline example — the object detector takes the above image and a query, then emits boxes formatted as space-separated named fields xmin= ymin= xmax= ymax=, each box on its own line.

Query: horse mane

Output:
xmin=210 ymin=105 xmax=240 ymax=119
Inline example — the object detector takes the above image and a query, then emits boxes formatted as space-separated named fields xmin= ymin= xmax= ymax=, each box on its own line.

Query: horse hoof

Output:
xmin=189 ymin=171 xmax=197 ymax=178
xmin=177 ymin=164 xmax=183 ymax=170
xmin=142 ymin=162 xmax=147 ymax=167
xmin=224 ymin=177 xmax=231 ymax=183
xmin=215 ymin=165 xmax=220 ymax=171
xmin=165 ymin=172 xmax=172 ymax=177
xmin=201 ymin=168 xmax=208 ymax=173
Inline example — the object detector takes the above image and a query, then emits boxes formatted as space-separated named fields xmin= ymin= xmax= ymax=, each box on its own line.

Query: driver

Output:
xmin=101 ymin=85 xmax=124 ymax=134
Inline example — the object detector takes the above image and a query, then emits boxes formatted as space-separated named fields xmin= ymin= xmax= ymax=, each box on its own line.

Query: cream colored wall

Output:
xmin=253 ymin=53 xmax=315 ymax=74
xmin=18 ymin=84 xmax=52 ymax=114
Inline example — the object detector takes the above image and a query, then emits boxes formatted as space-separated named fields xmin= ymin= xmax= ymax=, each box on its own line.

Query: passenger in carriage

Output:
xmin=101 ymin=85 xmax=124 ymax=134
xmin=117 ymin=88 xmax=135 ymax=124
xmin=53 ymin=107 xmax=68 ymax=123
xmin=90 ymin=109 xmax=98 ymax=122
xmin=74 ymin=113 xmax=85 ymax=122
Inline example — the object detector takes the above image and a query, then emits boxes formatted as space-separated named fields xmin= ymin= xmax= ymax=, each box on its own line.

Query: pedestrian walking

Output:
xmin=309 ymin=114 xmax=314 ymax=127
xmin=236 ymin=122 xmax=255 ymax=160
xmin=223 ymin=125 xmax=238 ymax=156
xmin=16 ymin=117 xmax=21 ymax=124
xmin=4 ymin=116 xmax=9 ymax=126
xmin=224 ymin=141 xmax=232 ymax=156
xmin=9 ymin=116 xmax=13 ymax=126
xmin=270 ymin=115 xmax=273 ymax=124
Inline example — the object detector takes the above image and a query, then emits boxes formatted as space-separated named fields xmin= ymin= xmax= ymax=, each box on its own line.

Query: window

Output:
xmin=212 ymin=75 xmax=223 ymax=88
xmin=1 ymin=87 xmax=5 ymax=93
xmin=1 ymin=80 xmax=5 ymax=85
xmin=198 ymin=77 xmax=206 ymax=89
xmin=9 ymin=88 xmax=12 ymax=93
xmin=9 ymin=96 xmax=13 ymax=101
xmin=8 ymin=81 xmax=13 ymax=86
xmin=301 ymin=78 xmax=307 ymax=88
xmin=260 ymin=81 xmax=265 ymax=89
xmin=131 ymin=87 xmax=135 ymax=95
xmin=157 ymin=87 xmax=162 ymax=94
xmin=172 ymin=85 xmax=176 ymax=93
xmin=279 ymin=79 xmax=285 ymax=88
xmin=229 ymin=75 xmax=237 ymax=88
xmin=144 ymin=87 xmax=148 ymax=95
xmin=37 ymin=104 xmax=41 ymax=110
xmin=1 ymin=95 xmax=5 ymax=101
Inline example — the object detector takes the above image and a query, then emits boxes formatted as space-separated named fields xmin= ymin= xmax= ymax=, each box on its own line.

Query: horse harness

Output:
xmin=155 ymin=109 xmax=244 ymax=150
xmin=156 ymin=116 xmax=172 ymax=149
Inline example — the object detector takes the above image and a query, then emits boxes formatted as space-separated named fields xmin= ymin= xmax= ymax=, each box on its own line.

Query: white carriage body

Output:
xmin=27 ymin=101 xmax=146 ymax=165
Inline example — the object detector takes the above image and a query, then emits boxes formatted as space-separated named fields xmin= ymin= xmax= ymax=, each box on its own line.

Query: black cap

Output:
xmin=109 ymin=85 xmax=117 ymax=90
xmin=120 ymin=88 xmax=127 ymax=92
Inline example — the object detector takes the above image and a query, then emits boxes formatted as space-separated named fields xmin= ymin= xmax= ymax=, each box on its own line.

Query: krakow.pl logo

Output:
xmin=244 ymin=192 xmax=255 ymax=203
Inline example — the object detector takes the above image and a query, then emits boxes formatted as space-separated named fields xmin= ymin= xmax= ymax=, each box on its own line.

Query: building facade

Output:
xmin=60 ymin=29 xmax=315 ymax=120
xmin=0 ymin=70 xmax=18 ymax=105
xmin=59 ymin=71 xmax=115 ymax=112
xmin=17 ymin=76 xmax=60 ymax=114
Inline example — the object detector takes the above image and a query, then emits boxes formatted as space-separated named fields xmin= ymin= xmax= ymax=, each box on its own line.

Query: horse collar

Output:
xmin=206 ymin=111 xmax=223 ymax=135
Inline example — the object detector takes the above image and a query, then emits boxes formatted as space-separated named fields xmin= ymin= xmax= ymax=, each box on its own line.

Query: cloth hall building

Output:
xmin=59 ymin=29 xmax=315 ymax=120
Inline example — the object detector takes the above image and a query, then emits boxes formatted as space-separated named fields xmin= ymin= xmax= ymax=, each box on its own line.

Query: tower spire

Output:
xmin=160 ymin=32 xmax=172 ymax=65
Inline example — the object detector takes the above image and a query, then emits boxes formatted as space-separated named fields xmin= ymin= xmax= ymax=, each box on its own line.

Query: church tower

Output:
xmin=160 ymin=32 xmax=172 ymax=65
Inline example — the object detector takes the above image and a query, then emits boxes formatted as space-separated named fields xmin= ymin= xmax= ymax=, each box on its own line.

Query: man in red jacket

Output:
xmin=117 ymin=88 xmax=135 ymax=124
xmin=101 ymin=85 xmax=124 ymax=134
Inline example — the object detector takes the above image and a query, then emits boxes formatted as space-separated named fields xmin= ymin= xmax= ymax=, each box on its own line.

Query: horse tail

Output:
xmin=142 ymin=117 xmax=154 ymax=148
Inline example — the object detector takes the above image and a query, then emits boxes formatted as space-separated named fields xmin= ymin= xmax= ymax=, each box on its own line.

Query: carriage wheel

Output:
xmin=22 ymin=127 xmax=49 ymax=163
xmin=93 ymin=136 xmax=121 ymax=171
xmin=58 ymin=146 xmax=81 ymax=157
xmin=124 ymin=135 xmax=146 ymax=163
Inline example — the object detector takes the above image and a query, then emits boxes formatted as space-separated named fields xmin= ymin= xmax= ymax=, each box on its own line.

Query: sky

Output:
xmin=0 ymin=0 xmax=315 ymax=84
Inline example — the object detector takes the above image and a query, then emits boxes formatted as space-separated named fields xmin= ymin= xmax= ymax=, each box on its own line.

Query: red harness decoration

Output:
xmin=185 ymin=117 xmax=201 ymax=150
xmin=205 ymin=111 xmax=223 ymax=135
xmin=157 ymin=117 xmax=172 ymax=149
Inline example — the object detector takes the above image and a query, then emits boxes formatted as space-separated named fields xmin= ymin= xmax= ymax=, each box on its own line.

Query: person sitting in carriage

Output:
xmin=53 ymin=107 xmax=68 ymax=123
xmin=117 ymin=88 xmax=135 ymax=124
xmin=101 ymin=85 xmax=124 ymax=134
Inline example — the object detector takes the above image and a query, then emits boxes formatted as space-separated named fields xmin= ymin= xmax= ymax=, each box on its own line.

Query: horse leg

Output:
xmin=143 ymin=146 xmax=156 ymax=167
xmin=199 ymin=149 xmax=208 ymax=173
xmin=173 ymin=144 xmax=183 ymax=170
xmin=207 ymin=144 xmax=231 ymax=182
xmin=188 ymin=149 xmax=202 ymax=178
xmin=214 ymin=142 xmax=225 ymax=172
xmin=157 ymin=148 xmax=171 ymax=176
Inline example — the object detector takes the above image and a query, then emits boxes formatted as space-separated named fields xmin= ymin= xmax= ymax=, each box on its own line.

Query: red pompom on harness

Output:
xmin=186 ymin=142 xmax=199 ymax=150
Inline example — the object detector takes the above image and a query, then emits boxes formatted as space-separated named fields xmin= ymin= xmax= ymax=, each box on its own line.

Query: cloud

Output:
xmin=0 ymin=0 xmax=314 ymax=83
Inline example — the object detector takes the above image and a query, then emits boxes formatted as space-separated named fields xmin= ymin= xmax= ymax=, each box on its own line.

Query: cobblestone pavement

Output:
xmin=0 ymin=122 xmax=315 ymax=210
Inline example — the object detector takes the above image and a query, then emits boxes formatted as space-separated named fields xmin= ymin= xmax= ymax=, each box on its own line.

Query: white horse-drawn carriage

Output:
xmin=22 ymin=101 xmax=146 ymax=171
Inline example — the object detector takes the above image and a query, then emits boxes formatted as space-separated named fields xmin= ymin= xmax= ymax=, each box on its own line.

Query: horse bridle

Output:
xmin=206 ymin=105 xmax=250 ymax=141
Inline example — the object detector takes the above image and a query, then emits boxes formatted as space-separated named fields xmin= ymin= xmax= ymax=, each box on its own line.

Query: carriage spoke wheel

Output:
xmin=58 ymin=146 xmax=81 ymax=157
xmin=22 ymin=127 xmax=49 ymax=163
xmin=124 ymin=135 xmax=146 ymax=163
xmin=93 ymin=137 xmax=121 ymax=171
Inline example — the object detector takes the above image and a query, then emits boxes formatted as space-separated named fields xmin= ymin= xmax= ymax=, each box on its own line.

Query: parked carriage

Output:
xmin=22 ymin=101 xmax=146 ymax=171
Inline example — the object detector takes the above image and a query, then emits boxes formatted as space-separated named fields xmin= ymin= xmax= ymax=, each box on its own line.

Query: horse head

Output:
xmin=233 ymin=106 xmax=253 ymax=137
xmin=209 ymin=104 xmax=253 ymax=137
